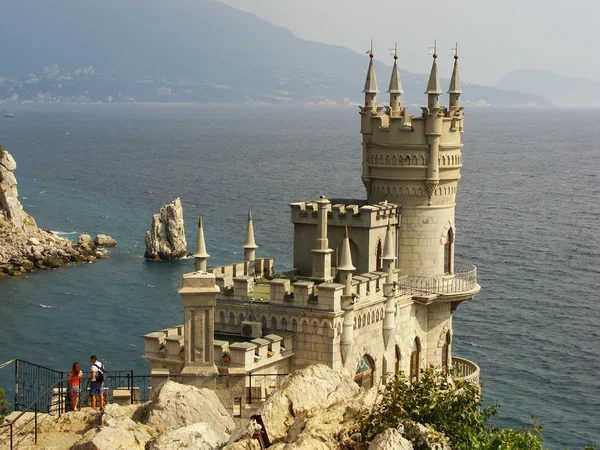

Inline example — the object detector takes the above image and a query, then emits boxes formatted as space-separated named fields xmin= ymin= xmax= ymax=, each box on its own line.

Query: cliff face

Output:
xmin=0 ymin=146 xmax=114 ymax=276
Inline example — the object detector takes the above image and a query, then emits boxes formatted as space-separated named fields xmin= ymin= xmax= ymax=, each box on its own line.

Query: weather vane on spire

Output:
xmin=428 ymin=40 xmax=437 ymax=59
xmin=365 ymin=40 xmax=374 ymax=58
xmin=389 ymin=43 xmax=398 ymax=60
xmin=452 ymin=42 xmax=459 ymax=60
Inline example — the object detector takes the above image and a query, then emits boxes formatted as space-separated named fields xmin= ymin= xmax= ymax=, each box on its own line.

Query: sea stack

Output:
xmin=0 ymin=145 xmax=113 ymax=276
xmin=144 ymin=197 xmax=187 ymax=261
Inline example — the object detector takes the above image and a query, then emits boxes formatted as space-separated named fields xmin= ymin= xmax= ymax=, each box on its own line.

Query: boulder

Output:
xmin=146 ymin=422 xmax=229 ymax=450
xmin=71 ymin=420 xmax=153 ymax=450
xmin=257 ymin=364 xmax=361 ymax=440
xmin=144 ymin=197 xmax=187 ymax=260
xmin=143 ymin=381 xmax=235 ymax=435
xmin=77 ymin=234 xmax=94 ymax=246
xmin=368 ymin=428 xmax=414 ymax=450
xmin=94 ymin=234 xmax=117 ymax=247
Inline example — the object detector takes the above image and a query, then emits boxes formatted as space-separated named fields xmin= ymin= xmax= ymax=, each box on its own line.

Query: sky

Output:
xmin=220 ymin=0 xmax=598 ymax=86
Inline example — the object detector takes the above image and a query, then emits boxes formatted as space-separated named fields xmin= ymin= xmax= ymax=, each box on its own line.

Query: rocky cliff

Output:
xmin=0 ymin=145 xmax=115 ymax=276
xmin=144 ymin=197 xmax=187 ymax=260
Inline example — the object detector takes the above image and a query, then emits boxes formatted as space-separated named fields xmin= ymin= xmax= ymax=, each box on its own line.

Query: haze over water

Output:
xmin=0 ymin=104 xmax=598 ymax=448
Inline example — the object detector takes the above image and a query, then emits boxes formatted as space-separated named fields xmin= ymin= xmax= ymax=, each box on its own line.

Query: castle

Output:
xmin=143 ymin=47 xmax=480 ymax=412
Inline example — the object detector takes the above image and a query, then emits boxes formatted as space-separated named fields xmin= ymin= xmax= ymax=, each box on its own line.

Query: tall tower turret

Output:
xmin=448 ymin=44 xmax=462 ymax=109
xmin=339 ymin=227 xmax=356 ymax=365
xmin=381 ymin=221 xmax=397 ymax=349
xmin=242 ymin=210 xmax=258 ymax=262
xmin=311 ymin=197 xmax=334 ymax=282
xmin=387 ymin=44 xmax=403 ymax=116
xmin=362 ymin=43 xmax=464 ymax=277
xmin=193 ymin=216 xmax=210 ymax=272
xmin=363 ymin=41 xmax=378 ymax=110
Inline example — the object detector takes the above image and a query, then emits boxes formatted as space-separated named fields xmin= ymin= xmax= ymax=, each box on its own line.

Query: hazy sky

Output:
xmin=220 ymin=0 xmax=598 ymax=86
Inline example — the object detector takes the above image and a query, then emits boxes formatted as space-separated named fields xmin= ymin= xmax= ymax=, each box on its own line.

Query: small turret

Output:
xmin=363 ymin=41 xmax=378 ymax=110
xmin=387 ymin=43 xmax=403 ymax=116
xmin=425 ymin=42 xmax=442 ymax=110
xmin=338 ymin=227 xmax=356 ymax=296
xmin=381 ymin=221 xmax=397 ymax=283
xmin=311 ymin=196 xmax=334 ymax=282
xmin=448 ymin=44 xmax=462 ymax=109
xmin=242 ymin=210 xmax=258 ymax=262
xmin=193 ymin=216 xmax=210 ymax=271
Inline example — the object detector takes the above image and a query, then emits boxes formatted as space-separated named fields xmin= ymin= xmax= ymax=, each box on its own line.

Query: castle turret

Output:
xmin=242 ymin=210 xmax=258 ymax=262
xmin=382 ymin=221 xmax=397 ymax=349
xmin=425 ymin=49 xmax=443 ymax=110
xmin=192 ymin=216 xmax=210 ymax=271
xmin=363 ymin=43 xmax=378 ymax=110
xmin=337 ymin=227 xmax=356 ymax=296
xmin=311 ymin=197 xmax=334 ymax=282
xmin=387 ymin=44 xmax=403 ymax=116
xmin=448 ymin=49 xmax=462 ymax=109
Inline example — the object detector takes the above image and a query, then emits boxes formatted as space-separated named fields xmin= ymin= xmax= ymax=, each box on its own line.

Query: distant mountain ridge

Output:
xmin=496 ymin=70 xmax=600 ymax=107
xmin=0 ymin=0 xmax=550 ymax=106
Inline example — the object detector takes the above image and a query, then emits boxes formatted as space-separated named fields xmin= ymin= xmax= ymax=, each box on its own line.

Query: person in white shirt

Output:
xmin=89 ymin=355 xmax=104 ymax=410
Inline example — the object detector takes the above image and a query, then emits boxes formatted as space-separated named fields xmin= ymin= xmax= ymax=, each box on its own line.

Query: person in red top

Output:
xmin=68 ymin=362 xmax=83 ymax=411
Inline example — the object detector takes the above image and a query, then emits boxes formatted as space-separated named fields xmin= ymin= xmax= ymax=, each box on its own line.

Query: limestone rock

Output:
xmin=144 ymin=198 xmax=187 ymax=260
xmin=77 ymin=234 xmax=94 ymax=246
xmin=94 ymin=234 xmax=117 ymax=247
xmin=71 ymin=420 xmax=153 ymax=450
xmin=368 ymin=428 xmax=414 ymax=450
xmin=257 ymin=364 xmax=361 ymax=440
xmin=146 ymin=422 xmax=229 ymax=450
xmin=0 ymin=147 xmax=27 ymax=229
xmin=143 ymin=381 xmax=235 ymax=435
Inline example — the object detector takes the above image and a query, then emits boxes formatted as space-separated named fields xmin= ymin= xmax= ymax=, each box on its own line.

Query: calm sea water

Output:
xmin=0 ymin=104 xmax=598 ymax=448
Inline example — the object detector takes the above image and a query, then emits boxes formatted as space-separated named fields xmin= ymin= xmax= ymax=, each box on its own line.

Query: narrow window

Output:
xmin=410 ymin=338 xmax=420 ymax=380
xmin=376 ymin=239 xmax=383 ymax=271
xmin=395 ymin=345 xmax=401 ymax=373
xmin=442 ymin=331 xmax=451 ymax=369
xmin=444 ymin=228 xmax=454 ymax=274
xmin=354 ymin=355 xmax=375 ymax=389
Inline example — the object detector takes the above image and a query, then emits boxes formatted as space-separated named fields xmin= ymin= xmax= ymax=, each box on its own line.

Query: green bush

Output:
xmin=0 ymin=388 xmax=8 ymax=423
xmin=356 ymin=368 xmax=553 ymax=450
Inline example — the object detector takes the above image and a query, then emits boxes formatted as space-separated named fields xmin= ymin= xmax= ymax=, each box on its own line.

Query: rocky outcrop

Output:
xmin=143 ymin=380 xmax=235 ymax=435
xmin=146 ymin=423 xmax=229 ymax=450
xmin=0 ymin=146 xmax=113 ymax=276
xmin=94 ymin=234 xmax=117 ymax=247
xmin=144 ymin=197 xmax=187 ymax=260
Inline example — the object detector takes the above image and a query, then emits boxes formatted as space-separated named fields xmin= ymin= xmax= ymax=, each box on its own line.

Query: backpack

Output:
xmin=94 ymin=363 xmax=105 ymax=383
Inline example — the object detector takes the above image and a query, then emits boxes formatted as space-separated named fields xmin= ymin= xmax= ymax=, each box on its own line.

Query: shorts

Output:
xmin=69 ymin=385 xmax=80 ymax=393
xmin=90 ymin=381 xmax=104 ymax=396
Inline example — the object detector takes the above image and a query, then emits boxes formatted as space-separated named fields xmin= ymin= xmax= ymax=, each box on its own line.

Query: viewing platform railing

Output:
xmin=398 ymin=261 xmax=478 ymax=295
xmin=451 ymin=356 xmax=480 ymax=385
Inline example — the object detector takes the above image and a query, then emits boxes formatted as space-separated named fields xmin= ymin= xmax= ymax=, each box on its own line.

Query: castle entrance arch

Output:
xmin=354 ymin=354 xmax=375 ymax=389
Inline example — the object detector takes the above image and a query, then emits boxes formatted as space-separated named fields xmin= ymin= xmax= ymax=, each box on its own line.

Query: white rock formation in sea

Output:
xmin=144 ymin=197 xmax=187 ymax=260
xmin=0 ymin=145 xmax=112 ymax=276
xmin=94 ymin=234 xmax=117 ymax=247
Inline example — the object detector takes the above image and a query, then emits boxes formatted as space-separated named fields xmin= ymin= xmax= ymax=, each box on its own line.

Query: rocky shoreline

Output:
xmin=0 ymin=145 xmax=116 ymax=277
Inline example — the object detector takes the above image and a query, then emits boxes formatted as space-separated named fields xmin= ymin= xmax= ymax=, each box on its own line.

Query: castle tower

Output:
xmin=363 ymin=41 xmax=378 ymax=110
xmin=339 ymin=227 xmax=356 ymax=365
xmin=311 ymin=196 xmax=334 ymax=282
xmin=192 ymin=216 xmax=210 ymax=271
xmin=242 ymin=210 xmax=258 ymax=262
xmin=361 ymin=47 xmax=464 ymax=277
xmin=387 ymin=44 xmax=403 ymax=116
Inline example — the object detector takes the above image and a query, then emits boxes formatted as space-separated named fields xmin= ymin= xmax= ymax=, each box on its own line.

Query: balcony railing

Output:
xmin=451 ymin=356 xmax=480 ymax=385
xmin=397 ymin=261 xmax=478 ymax=295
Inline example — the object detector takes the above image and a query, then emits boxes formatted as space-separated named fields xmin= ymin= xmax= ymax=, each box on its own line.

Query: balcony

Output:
xmin=451 ymin=356 xmax=480 ymax=385
xmin=398 ymin=261 xmax=479 ymax=296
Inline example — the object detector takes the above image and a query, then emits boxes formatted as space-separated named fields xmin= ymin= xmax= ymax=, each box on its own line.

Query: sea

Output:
xmin=0 ymin=103 xmax=598 ymax=448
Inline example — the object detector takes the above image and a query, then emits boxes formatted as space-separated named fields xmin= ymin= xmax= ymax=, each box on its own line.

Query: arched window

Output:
xmin=354 ymin=355 xmax=375 ymax=389
xmin=281 ymin=318 xmax=288 ymax=331
xmin=395 ymin=345 xmax=401 ymax=373
xmin=444 ymin=228 xmax=454 ymax=274
xmin=410 ymin=338 xmax=420 ymax=380
xmin=270 ymin=316 xmax=277 ymax=331
xmin=376 ymin=239 xmax=383 ymax=271
xmin=442 ymin=331 xmax=451 ymax=369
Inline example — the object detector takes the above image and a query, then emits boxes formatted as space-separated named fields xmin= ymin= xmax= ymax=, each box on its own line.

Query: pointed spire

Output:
xmin=382 ymin=221 xmax=396 ymax=262
xmin=243 ymin=210 xmax=258 ymax=250
xmin=193 ymin=216 xmax=209 ymax=258
xmin=363 ymin=41 xmax=379 ymax=94
xmin=425 ymin=57 xmax=443 ymax=95
xmin=448 ymin=45 xmax=462 ymax=94
xmin=338 ymin=227 xmax=356 ymax=272
xmin=387 ymin=44 xmax=403 ymax=95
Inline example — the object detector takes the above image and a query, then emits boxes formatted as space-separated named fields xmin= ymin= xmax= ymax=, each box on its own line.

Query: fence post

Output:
xmin=34 ymin=402 xmax=38 ymax=444
xmin=14 ymin=359 xmax=19 ymax=411
xmin=130 ymin=370 xmax=134 ymax=405
xmin=10 ymin=422 xmax=13 ymax=450
xmin=248 ymin=372 xmax=252 ymax=405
